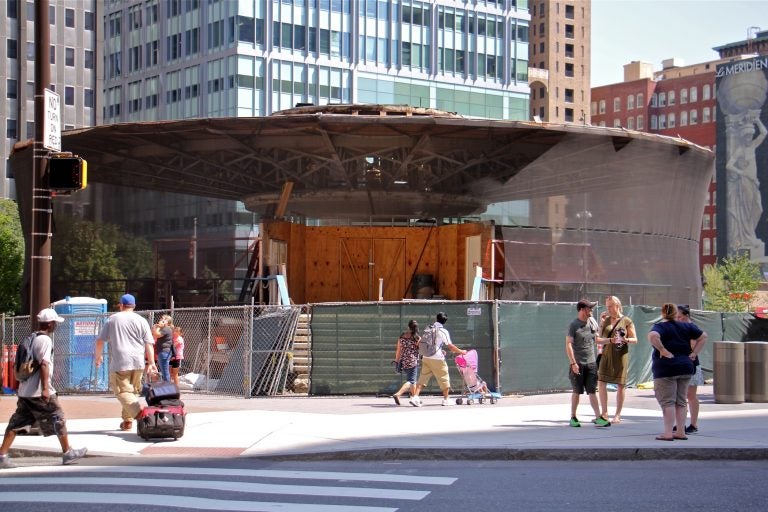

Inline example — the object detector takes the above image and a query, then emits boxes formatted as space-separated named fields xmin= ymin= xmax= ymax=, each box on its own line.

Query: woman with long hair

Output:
xmin=391 ymin=319 xmax=420 ymax=406
xmin=597 ymin=296 xmax=637 ymax=424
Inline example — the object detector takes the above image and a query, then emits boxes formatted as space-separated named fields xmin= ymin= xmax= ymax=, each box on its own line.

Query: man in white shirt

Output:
xmin=0 ymin=309 xmax=87 ymax=468
xmin=410 ymin=312 xmax=466 ymax=407
xmin=95 ymin=294 xmax=157 ymax=431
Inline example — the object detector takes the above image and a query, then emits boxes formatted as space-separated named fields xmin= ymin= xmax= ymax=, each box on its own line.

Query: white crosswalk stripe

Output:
xmin=0 ymin=465 xmax=457 ymax=511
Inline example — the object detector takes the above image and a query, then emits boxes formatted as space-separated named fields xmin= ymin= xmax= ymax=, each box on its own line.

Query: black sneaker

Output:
xmin=684 ymin=424 xmax=698 ymax=434
xmin=672 ymin=425 xmax=677 ymax=432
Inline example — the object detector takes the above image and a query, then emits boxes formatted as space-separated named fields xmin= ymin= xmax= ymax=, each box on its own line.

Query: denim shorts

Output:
xmin=402 ymin=365 xmax=418 ymax=384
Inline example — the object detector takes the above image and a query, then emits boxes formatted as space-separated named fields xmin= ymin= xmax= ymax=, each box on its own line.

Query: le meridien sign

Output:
xmin=43 ymin=89 xmax=61 ymax=151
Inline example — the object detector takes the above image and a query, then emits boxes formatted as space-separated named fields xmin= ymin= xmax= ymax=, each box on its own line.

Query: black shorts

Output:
xmin=569 ymin=362 xmax=598 ymax=395
xmin=169 ymin=358 xmax=180 ymax=369
xmin=6 ymin=395 xmax=67 ymax=437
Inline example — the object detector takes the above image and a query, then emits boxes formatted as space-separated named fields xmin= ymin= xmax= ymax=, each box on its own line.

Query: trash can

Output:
xmin=745 ymin=341 xmax=768 ymax=403
xmin=53 ymin=296 xmax=109 ymax=392
xmin=713 ymin=341 xmax=745 ymax=404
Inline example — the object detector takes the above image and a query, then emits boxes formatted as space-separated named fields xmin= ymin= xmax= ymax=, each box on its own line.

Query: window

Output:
xmin=650 ymin=93 xmax=657 ymax=107
xmin=668 ymin=90 xmax=675 ymax=105
xmin=26 ymin=42 xmax=34 ymax=60
xmin=613 ymin=118 xmax=621 ymax=128
xmin=590 ymin=101 xmax=597 ymax=116
xmin=565 ymin=4 xmax=574 ymax=19
xmin=650 ymin=115 xmax=657 ymax=129
xmin=613 ymin=97 xmax=620 ymax=112
xmin=564 ymin=62 xmax=574 ymax=77
xmin=7 ymin=0 xmax=17 ymax=18
xmin=703 ymin=215 xmax=711 ymax=230
xmin=689 ymin=86 xmax=697 ymax=102
xmin=636 ymin=115 xmax=643 ymax=130
xmin=659 ymin=114 xmax=667 ymax=129
xmin=703 ymin=107 xmax=711 ymax=123
xmin=668 ymin=113 xmax=675 ymax=128
xmin=65 ymin=47 xmax=74 ymax=66
xmin=637 ymin=93 xmax=644 ymax=107
xmin=50 ymin=45 xmax=55 ymax=64
xmin=6 ymin=79 xmax=17 ymax=99
xmin=84 ymin=49 xmax=94 ymax=69
xmin=65 ymin=86 xmax=74 ymax=105
xmin=565 ymin=108 xmax=574 ymax=122
xmin=703 ymin=238 xmax=711 ymax=256
xmin=690 ymin=109 xmax=698 ymax=124
xmin=680 ymin=88 xmax=688 ymax=104
xmin=65 ymin=8 xmax=74 ymax=28
xmin=680 ymin=111 xmax=688 ymax=126
xmin=627 ymin=117 xmax=634 ymax=130
xmin=84 ymin=11 xmax=95 ymax=30
xmin=565 ymin=88 xmax=574 ymax=103
xmin=627 ymin=94 xmax=634 ymax=110
xmin=84 ymin=88 xmax=94 ymax=108
xmin=659 ymin=92 xmax=666 ymax=106
xmin=598 ymin=99 xmax=605 ymax=114
xmin=6 ymin=119 xmax=17 ymax=139
xmin=703 ymin=84 xmax=711 ymax=100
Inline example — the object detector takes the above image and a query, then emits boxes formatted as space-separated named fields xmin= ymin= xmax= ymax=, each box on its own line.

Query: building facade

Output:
xmin=527 ymin=0 xmax=590 ymax=124
xmin=92 ymin=0 xmax=534 ymax=286
xmin=591 ymin=59 xmax=722 ymax=271
xmin=1 ymin=0 xmax=100 ymax=203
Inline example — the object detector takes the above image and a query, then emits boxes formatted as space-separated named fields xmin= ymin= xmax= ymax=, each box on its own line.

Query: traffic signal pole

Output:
xmin=31 ymin=0 xmax=52 ymax=315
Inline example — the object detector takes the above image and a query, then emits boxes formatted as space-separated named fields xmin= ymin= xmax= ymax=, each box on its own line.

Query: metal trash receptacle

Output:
xmin=713 ymin=341 xmax=745 ymax=404
xmin=745 ymin=341 xmax=768 ymax=403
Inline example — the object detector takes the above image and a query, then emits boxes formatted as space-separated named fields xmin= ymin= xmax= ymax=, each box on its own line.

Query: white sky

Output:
xmin=591 ymin=0 xmax=767 ymax=86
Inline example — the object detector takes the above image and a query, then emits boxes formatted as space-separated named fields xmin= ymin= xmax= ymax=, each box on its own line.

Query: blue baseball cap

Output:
xmin=120 ymin=294 xmax=136 ymax=306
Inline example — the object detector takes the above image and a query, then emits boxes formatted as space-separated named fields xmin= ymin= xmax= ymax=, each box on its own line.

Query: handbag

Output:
xmin=392 ymin=360 xmax=403 ymax=373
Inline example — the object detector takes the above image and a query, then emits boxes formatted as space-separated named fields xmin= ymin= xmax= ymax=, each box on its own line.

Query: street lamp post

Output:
xmin=575 ymin=210 xmax=592 ymax=295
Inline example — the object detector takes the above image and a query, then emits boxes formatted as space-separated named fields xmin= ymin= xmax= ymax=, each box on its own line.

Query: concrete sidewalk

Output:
xmin=1 ymin=385 xmax=767 ymax=461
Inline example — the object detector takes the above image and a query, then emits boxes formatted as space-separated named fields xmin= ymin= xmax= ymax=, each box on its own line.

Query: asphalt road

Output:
xmin=1 ymin=457 xmax=766 ymax=511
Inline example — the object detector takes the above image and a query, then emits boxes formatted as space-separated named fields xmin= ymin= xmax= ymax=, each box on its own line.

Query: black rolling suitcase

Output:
xmin=144 ymin=380 xmax=181 ymax=406
xmin=137 ymin=399 xmax=186 ymax=440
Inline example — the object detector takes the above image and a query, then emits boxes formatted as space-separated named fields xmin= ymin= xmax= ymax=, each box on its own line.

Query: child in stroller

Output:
xmin=454 ymin=349 xmax=501 ymax=405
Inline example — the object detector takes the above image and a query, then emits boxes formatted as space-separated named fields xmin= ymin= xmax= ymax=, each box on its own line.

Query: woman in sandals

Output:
xmin=391 ymin=320 xmax=420 ymax=406
xmin=647 ymin=303 xmax=707 ymax=441
xmin=597 ymin=296 xmax=637 ymax=424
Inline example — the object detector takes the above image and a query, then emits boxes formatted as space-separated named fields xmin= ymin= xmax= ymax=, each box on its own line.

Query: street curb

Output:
xmin=257 ymin=448 xmax=768 ymax=462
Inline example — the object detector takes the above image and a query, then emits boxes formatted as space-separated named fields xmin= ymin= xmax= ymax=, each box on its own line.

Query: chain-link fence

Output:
xmin=2 ymin=302 xmax=764 ymax=397
xmin=1 ymin=305 xmax=301 ymax=398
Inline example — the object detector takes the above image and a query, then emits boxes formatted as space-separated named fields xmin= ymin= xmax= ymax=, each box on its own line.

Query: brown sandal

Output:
xmin=119 ymin=420 xmax=133 ymax=431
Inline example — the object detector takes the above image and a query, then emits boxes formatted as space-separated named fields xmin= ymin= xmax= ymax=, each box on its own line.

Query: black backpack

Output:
xmin=15 ymin=331 xmax=42 ymax=382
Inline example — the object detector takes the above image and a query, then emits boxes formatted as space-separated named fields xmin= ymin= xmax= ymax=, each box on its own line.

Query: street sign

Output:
xmin=43 ymin=89 xmax=61 ymax=151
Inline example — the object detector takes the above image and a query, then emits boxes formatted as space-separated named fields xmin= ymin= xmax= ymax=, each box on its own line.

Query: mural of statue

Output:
xmin=718 ymin=71 xmax=768 ymax=257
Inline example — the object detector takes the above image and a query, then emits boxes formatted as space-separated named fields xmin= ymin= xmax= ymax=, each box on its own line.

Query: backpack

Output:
xmin=418 ymin=324 xmax=443 ymax=357
xmin=15 ymin=332 xmax=42 ymax=382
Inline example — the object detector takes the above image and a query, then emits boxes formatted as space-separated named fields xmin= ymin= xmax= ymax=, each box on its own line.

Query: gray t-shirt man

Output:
xmin=97 ymin=310 xmax=154 ymax=372
xmin=566 ymin=317 xmax=598 ymax=365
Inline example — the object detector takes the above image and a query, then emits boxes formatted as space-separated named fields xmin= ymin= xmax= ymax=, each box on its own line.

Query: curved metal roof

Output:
xmin=50 ymin=104 xmax=711 ymax=218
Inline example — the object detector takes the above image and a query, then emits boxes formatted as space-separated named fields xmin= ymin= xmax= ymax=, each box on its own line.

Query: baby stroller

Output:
xmin=454 ymin=349 xmax=501 ymax=405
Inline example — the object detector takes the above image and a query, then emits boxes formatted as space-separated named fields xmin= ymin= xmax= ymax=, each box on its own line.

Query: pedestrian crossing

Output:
xmin=0 ymin=465 xmax=457 ymax=511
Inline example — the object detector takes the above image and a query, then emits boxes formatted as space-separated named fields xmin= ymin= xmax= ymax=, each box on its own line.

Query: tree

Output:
xmin=51 ymin=216 xmax=152 ymax=305
xmin=702 ymin=253 xmax=761 ymax=312
xmin=0 ymin=199 xmax=23 ymax=314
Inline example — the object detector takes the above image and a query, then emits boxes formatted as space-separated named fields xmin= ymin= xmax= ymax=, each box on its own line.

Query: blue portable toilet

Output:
xmin=52 ymin=296 xmax=108 ymax=392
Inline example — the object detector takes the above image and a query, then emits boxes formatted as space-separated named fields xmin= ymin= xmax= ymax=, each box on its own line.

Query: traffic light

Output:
xmin=47 ymin=155 xmax=87 ymax=191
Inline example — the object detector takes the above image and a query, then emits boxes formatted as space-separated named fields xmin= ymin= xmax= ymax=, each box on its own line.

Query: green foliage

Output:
xmin=52 ymin=216 xmax=152 ymax=305
xmin=703 ymin=254 xmax=761 ymax=312
xmin=0 ymin=199 xmax=23 ymax=314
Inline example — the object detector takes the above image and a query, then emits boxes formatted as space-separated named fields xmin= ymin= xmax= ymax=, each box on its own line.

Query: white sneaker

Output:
xmin=409 ymin=397 xmax=422 ymax=407
xmin=62 ymin=447 xmax=87 ymax=465
xmin=0 ymin=455 xmax=15 ymax=469
xmin=442 ymin=398 xmax=453 ymax=406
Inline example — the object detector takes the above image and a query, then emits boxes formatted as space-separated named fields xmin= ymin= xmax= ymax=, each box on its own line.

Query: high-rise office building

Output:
xmin=1 ymin=0 xmax=99 ymax=205
xmin=95 ymin=0 xmax=533 ymax=284
xmin=527 ymin=0 xmax=590 ymax=124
